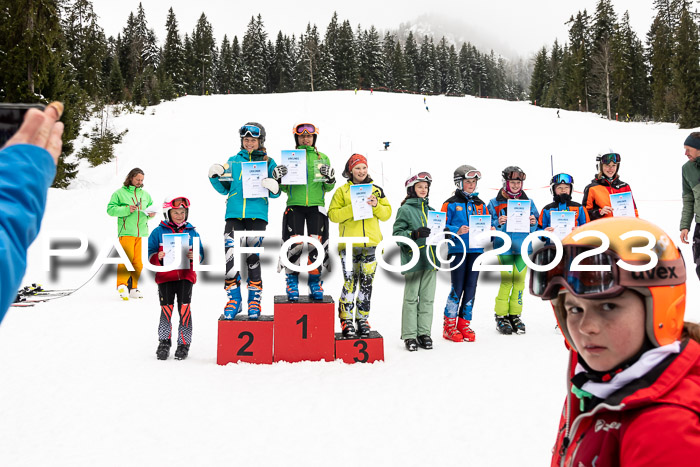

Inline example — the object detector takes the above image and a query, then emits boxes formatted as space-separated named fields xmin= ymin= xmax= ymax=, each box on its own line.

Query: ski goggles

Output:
xmin=529 ymin=245 xmax=685 ymax=300
xmin=239 ymin=125 xmax=262 ymax=138
xmin=464 ymin=170 xmax=482 ymax=180
xmin=598 ymin=153 xmax=621 ymax=165
xmin=551 ymin=173 xmax=574 ymax=185
xmin=405 ymin=172 xmax=433 ymax=188
xmin=293 ymin=123 xmax=318 ymax=135
xmin=504 ymin=171 xmax=526 ymax=181
xmin=164 ymin=197 xmax=191 ymax=209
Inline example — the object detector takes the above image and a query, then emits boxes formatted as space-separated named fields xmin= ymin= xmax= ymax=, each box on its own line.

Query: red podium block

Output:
xmin=273 ymin=295 xmax=335 ymax=363
xmin=335 ymin=331 xmax=384 ymax=364
xmin=217 ymin=315 xmax=274 ymax=365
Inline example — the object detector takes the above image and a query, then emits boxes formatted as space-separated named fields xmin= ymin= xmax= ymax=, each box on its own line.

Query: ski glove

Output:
xmin=272 ymin=165 xmax=288 ymax=181
xmin=319 ymin=165 xmax=335 ymax=183
xmin=208 ymin=164 xmax=225 ymax=178
xmin=261 ymin=177 xmax=280 ymax=195
xmin=411 ymin=227 xmax=431 ymax=240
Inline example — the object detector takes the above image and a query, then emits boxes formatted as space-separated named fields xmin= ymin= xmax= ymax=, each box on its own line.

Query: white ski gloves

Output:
xmin=208 ymin=164 xmax=225 ymax=178
xmin=261 ymin=177 xmax=280 ymax=195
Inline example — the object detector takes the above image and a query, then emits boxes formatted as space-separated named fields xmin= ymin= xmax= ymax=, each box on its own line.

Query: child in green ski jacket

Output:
xmin=393 ymin=172 xmax=438 ymax=352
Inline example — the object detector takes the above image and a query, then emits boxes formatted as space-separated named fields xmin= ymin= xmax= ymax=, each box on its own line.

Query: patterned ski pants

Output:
xmin=158 ymin=280 xmax=193 ymax=345
xmin=338 ymin=247 xmax=377 ymax=321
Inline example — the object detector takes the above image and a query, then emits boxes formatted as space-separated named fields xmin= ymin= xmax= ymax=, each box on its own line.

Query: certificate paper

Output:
xmin=281 ymin=150 xmax=307 ymax=185
xmin=241 ymin=161 xmax=268 ymax=198
xmin=551 ymin=211 xmax=576 ymax=239
xmin=610 ymin=192 xmax=634 ymax=217
xmin=469 ymin=215 xmax=492 ymax=249
xmin=162 ymin=233 xmax=190 ymax=270
xmin=506 ymin=199 xmax=531 ymax=233
xmin=350 ymin=184 xmax=373 ymax=221
xmin=426 ymin=211 xmax=447 ymax=246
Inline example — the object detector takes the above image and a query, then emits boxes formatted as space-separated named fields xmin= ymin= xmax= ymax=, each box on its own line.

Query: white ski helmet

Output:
xmin=163 ymin=196 xmax=190 ymax=222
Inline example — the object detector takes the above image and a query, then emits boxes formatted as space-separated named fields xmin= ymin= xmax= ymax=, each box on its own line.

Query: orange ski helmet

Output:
xmin=530 ymin=217 xmax=686 ymax=349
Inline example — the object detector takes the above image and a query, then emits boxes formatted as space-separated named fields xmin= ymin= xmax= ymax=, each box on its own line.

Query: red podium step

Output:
xmin=273 ymin=295 xmax=335 ymax=363
xmin=335 ymin=331 xmax=384 ymax=363
xmin=217 ymin=315 xmax=274 ymax=365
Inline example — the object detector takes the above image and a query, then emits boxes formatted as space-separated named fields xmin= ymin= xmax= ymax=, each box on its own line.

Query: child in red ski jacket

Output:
xmin=148 ymin=196 xmax=204 ymax=361
xmin=529 ymin=217 xmax=700 ymax=466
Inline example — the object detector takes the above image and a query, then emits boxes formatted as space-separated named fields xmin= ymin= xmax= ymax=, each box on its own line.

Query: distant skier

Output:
xmin=383 ymin=141 xmax=391 ymax=150
xmin=557 ymin=109 xmax=560 ymax=118
xmin=426 ymin=105 xmax=430 ymax=112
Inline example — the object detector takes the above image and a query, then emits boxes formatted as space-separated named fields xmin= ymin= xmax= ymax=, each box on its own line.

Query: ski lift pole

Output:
xmin=550 ymin=155 xmax=554 ymax=177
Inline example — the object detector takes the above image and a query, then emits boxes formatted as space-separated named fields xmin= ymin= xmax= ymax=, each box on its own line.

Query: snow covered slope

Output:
xmin=1 ymin=91 xmax=697 ymax=466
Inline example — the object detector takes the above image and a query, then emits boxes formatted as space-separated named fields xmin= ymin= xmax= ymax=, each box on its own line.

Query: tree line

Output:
xmin=1 ymin=0 xmax=528 ymax=188
xmin=529 ymin=0 xmax=700 ymax=128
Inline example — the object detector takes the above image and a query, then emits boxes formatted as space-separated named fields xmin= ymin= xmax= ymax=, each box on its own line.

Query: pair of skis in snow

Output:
xmin=11 ymin=284 xmax=76 ymax=307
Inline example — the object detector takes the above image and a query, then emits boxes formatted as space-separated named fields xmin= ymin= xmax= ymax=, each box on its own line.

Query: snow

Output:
xmin=1 ymin=91 xmax=698 ymax=466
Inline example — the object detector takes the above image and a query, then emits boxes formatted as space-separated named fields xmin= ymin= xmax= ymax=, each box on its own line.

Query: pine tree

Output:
xmin=590 ymin=0 xmax=617 ymax=118
xmin=217 ymin=35 xmax=235 ymax=94
xmin=362 ymin=26 xmax=384 ymax=87
xmin=403 ymin=32 xmax=419 ymax=92
xmin=230 ymin=36 xmax=245 ymax=93
xmin=543 ymin=40 xmax=564 ymax=107
xmin=418 ymin=36 xmax=435 ymax=94
xmin=0 ymin=0 xmax=64 ymax=100
xmin=435 ymin=37 xmax=450 ymax=94
xmin=529 ymin=47 xmax=549 ymax=105
xmin=458 ymin=43 xmax=475 ymax=95
xmin=316 ymin=43 xmax=337 ymax=91
xmin=445 ymin=45 xmax=462 ymax=96
xmin=673 ymin=4 xmax=700 ymax=127
xmin=324 ymin=12 xmax=341 ymax=89
xmin=162 ymin=7 xmax=185 ymax=96
xmin=62 ymin=0 xmax=107 ymax=100
xmin=191 ymin=13 xmax=216 ymax=95
xmin=241 ymin=15 xmax=268 ymax=93
xmin=566 ymin=11 xmax=592 ymax=111
xmin=335 ymin=20 xmax=356 ymax=89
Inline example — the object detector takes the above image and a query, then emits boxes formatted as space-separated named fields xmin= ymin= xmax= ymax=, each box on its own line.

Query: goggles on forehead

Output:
xmin=552 ymin=173 xmax=574 ymax=185
xmin=293 ymin=123 xmax=318 ymax=135
xmin=406 ymin=172 xmax=433 ymax=188
xmin=239 ymin=125 xmax=262 ymax=138
xmin=505 ymin=171 xmax=526 ymax=181
xmin=464 ymin=170 xmax=481 ymax=180
xmin=164 ymin=197 xmax=190 ymax=209
xmin=529 ymin=245 xmax=685 ymax=300
xmin=598 ymin=153 xmax=621 ymax=165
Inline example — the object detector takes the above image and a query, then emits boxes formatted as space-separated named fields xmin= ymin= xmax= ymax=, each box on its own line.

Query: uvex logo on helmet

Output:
xmin=631 ymin=266 xmax=679 ymax=281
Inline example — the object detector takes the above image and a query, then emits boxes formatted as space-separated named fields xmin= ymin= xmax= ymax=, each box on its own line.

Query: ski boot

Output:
xmin=495 ymin=314 xmax=513 ymax=335
xmin=129 ymin=289 xmax=143 ymax=299
xmin=248 ymin=280 xmax=263 ymax=319
xmin=443 ymin=316 xmax=464 ymax=342
xmin=308 ymin=273 xmax=324 ymax=300
xmin=117 ymin=284 xmax=129 ymax=301
xmin=156 ymin=339 xmax=171 ymax=360
xmin=405 ymin=338 xmax=418 ymax=351
xmin=509 ymin=315 xmax=526 ymax=335
xmin=356 ymin=318 xmax=371 ymax=338
xmin=340 ymin=319 xmax=357 ymax=339
xmin=285 ymin=273 xmax=299 ymax=302
xmin=223 ymin=282 xmax=242 ymax=319
xmin=457 ymin=317 xmax=476 ymax=342
xmin=174 ymin=343 xmax=190 ymax=360
xmin=417 ymin=335 xmax=433 ymax=349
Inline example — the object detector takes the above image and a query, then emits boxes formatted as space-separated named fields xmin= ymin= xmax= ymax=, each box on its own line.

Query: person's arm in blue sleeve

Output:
xmin=0 ymin=145 xmax=56 ymax=321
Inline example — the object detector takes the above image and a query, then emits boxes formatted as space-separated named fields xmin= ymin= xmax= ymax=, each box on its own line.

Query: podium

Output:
xmin=217 ymin=315 xmax=274 ymax=365
xmin=335 ymin=331 xmax=385 ymax=364
xmin=273 ymin=295 xmax=335 ymax=363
